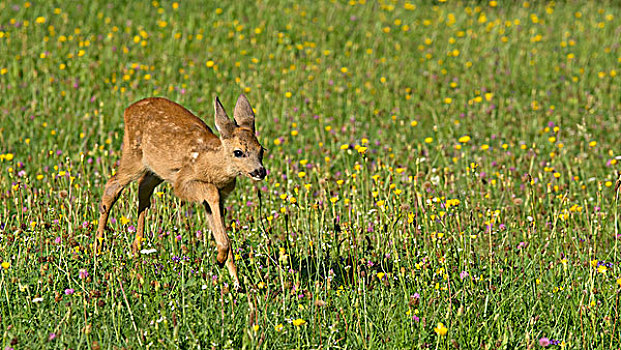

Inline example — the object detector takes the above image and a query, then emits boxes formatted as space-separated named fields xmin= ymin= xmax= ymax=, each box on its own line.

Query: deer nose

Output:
xmin=250 ymin=167 xmax=267 ymax=180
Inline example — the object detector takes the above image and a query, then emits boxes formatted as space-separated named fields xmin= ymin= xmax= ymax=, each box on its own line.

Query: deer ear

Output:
xmin=214 ymin=97 xmax=235 ymax=138
xmin=233 ymin=94 xmax=255 ymax=132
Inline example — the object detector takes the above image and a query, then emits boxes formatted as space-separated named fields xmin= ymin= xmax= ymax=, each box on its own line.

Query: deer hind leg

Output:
xmin=131 ymin=172 xmax=163 ymax=254
xmin=94 ymin=154 xmax=145 ymax=253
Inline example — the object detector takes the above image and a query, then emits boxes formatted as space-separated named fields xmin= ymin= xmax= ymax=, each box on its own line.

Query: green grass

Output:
xmin=1 ymin=0 xmax=620 ymax=348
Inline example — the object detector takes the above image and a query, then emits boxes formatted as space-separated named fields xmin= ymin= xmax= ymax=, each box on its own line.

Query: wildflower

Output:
xmin=1 ymin=261 xmax=10 ymax=269
xmin=79 ymin=269 xmax=88 ymax=279
xmin=292 ymin=319 xmax=306 ymax=327
xmin=64 ymin=288 xmax=75 ymax=295
xmin=539 ymin=337 xmax=550 ymax=347
xmin=140 ymin=248 xmax=157 ymax=255
xmin=434 ymin=322 xmax=448 ymax=336
xmin=458 ymin=135 xmax=471 ymax=143
xmin=377 ymin=272 xmax=385 ymax=280
xmin=275 ymin=323 xmax=284 ymax=332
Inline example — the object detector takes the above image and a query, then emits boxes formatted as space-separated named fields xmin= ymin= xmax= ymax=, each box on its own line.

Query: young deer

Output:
xmin=94 ymin=94 xmax=266 ymax=290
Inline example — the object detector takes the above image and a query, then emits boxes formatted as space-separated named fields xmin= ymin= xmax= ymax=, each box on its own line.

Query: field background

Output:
xmin=1 ymin=1 xmax=620 ymax=349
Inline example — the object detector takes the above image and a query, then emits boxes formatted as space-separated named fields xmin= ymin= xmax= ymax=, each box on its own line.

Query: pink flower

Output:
xmin=539 ymin=337 xmax=550 ymax=347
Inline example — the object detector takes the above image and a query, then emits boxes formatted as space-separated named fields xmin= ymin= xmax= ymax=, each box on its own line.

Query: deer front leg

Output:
xmin=202 ymin=185 xmax=242 ymax=290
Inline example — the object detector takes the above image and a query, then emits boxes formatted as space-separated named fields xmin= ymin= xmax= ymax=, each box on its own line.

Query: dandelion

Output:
xmin=458 ymin=135 xmax=471 ymax=143
xmin=292 ymin=318 xmax=306 ymax=327
xmin=1 ymin=261 xmax=10 ymax=269
xmin=434 ymin=322 xmax=448 ymax=336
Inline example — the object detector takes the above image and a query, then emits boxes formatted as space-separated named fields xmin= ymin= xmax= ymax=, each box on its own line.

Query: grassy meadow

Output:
xmin=1 ymin=0 xmax=621 ymax=348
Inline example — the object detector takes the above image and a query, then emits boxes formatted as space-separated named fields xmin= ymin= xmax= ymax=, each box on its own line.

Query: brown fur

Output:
xmin=94 ymin=95 xmax=266 ymax=290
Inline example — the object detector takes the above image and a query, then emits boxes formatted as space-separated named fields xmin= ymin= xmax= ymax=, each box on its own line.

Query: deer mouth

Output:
xmin=248 ymin=167 xmax=267 ymax=181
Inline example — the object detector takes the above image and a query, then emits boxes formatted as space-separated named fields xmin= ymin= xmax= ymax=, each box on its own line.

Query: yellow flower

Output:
xmin=292 ymin=318 xmax=306 ymax=327
xmin=434 ymin=322 xmax=448 ymax=336
xmin=1 ymin=261 xmax=10 ymax=269
xmin=298 ymin=171 xmax=306 ymax=178
xmin=275 ymin=323 xmax=284 ymax=332
xmin=617 ymin=277 xmax=621 ymax=288
xmin=458 ymin=135 xmax=471 ymax=143
xmin=357 ymin=146 xmax=368 ymax=154
xmin=377 ymin=272 xmax=385 ymax=279
xmin=424 ymin=137 xmax=433 ymax=144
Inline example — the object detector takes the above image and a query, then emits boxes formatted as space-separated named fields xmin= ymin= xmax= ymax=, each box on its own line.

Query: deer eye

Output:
xmin=233 ymin=150 xmax=244 ymax=158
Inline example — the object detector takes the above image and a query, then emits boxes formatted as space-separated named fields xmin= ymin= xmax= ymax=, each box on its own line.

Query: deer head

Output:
xmin=214 ymin=94 xmax=266 ymax=181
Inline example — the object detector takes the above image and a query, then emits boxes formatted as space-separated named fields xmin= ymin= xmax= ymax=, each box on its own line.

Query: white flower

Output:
xmin=140 ymin=248 xmax=157 ymax=255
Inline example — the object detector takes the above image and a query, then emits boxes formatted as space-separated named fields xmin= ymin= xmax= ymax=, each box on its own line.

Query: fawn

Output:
xmin=94 ymin=94 xmax=266 ymax=290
